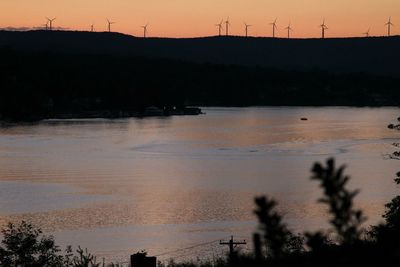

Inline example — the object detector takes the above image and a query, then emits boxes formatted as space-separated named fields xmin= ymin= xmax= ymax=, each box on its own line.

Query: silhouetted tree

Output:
xmin=368 ymin=116 xmax=400 ymax=255
xmin=309 ymin=158 xmax=366 ymax=245
xmin=253 ymin=196 xmax=304 ymax=259
xmin=0 ymin=221 xmax=103 ymax=267
xmin=387 ymin=117 xmax=400 ymax=160
xmin=380 ymin=119 xmax=400 ymax=230
xmin=0 ymin=221 xmax=64 ymax=267
xmin=304 ymin=231 xmax=332 ymax=253
xmin=68 ymin=247 xmax=100 ymax=267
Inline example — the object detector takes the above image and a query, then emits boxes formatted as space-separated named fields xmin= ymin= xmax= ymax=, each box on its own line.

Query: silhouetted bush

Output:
xmin=0 ymin=221 xmax=102 ymax=267
xmin=310 ymin=158 xmax=366 ymax=244
xmin=66 ymin=246 xmax=100 ymax=267
xmin=366 ymin=117 xmax=400 ymax=258
xmin=253 ymin=196 xmax=303 ymax=259
xmin=0 ymin=221 xmax=64 ymax=266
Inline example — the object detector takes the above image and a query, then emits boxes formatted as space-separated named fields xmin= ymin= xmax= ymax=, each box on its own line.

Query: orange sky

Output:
xmin=0 ymin=0 xmax=399 ymax=38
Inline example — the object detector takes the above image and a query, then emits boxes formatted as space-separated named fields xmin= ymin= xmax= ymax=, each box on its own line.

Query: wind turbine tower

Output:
xmin=270 ymin=18 xmax=277 ymax=38
xmin=42 ymin=21 xmax=49 ymax=31
xmin=225 ymin=18 xmax=230 ymax=36
xmin=46 ymin=17 xmax=56 ymax=30
xmin=386 ymin=17 xmax=394 ymax=37
xmin=320 ymin=19 xmax=328 ymax=39
xmin=244 ymin=23 xmax=252 ymax=37
xmin=107 ymin=18 xmax=115 ymax=32
xmin=141 ymin=24 xmax=149 ymax=38
xmin=216 ymin=20 xmax=224 ymax=36
xmin=285 ymin=22 xmax=293 ymax=39
xmin=363 ymin=28 xmax=370 ymax=37
xmin=91 ymin=24 xmax=94 ymax=32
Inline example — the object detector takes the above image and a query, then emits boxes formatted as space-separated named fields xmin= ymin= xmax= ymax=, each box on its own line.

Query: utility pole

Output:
xmin=220 ymin=236 xmax=246 ymax=256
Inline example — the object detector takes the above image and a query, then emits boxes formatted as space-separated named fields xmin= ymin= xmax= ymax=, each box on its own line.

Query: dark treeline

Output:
xmin=1 ymin=31 xmax=400 ymax=76
xmin=1 ymin=46 xmax=400 ymax=121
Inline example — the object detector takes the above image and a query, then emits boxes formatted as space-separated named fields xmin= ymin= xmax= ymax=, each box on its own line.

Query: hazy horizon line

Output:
xmin=1 ymin=28 xmax=399 ymax=40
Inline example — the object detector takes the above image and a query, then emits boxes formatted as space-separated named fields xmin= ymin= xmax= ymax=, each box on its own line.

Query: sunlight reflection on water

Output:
xmin=0 ymin=107 xmax=399 ymax=263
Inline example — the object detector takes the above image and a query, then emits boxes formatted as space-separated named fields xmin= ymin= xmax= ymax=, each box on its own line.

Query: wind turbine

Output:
xmin=385 ymin=17 xmax=394 ymax=37
xmin=46 ymin=17 xmax=56 ymax=30
xmin=270 ymin=18 xmax=277 ymax=38
xmin=225 ymin=17 xmax=230 ymax=36
xmin=285 ymin=22 xmax=293 ymax=39
xmin=363 ymin=28 xmax=370 ymax=37
xmin=107 ymin=18 xmax=115 ymax=32
xmin=215 ymin=20 xmax=224 ymax=36
xmin=320 ymin=19 xmax=328 ymax=39
xmin=91 ymin=24 xmax=94 ymax=32
xmin=42 ymin=20 xmax=49 ymax=30
xmin=141 ymin=23 xmax=149 ymax=38
xmin=244 ymin=22 xmax=252 ymax=37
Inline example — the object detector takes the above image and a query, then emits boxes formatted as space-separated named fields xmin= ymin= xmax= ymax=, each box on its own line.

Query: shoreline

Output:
xmin=2 ymin=105 xmax=400 ymax=123
xmin=0 ymin=107 xmax=203 ymax=123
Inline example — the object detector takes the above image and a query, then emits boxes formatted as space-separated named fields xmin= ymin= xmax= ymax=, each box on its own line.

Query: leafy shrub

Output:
xmin=0 ymin=221 xmax=101 ymax=267
xmin=0 ymin=221 xmax=64 ymax=267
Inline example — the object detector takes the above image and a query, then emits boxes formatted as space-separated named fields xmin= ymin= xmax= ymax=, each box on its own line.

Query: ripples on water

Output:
xmin=0 ymin=107 xmax=399 ymax=263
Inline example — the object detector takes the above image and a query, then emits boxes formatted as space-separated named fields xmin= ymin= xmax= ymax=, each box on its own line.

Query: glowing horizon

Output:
xmin=0 ymin=0 xmax=399 ymax=38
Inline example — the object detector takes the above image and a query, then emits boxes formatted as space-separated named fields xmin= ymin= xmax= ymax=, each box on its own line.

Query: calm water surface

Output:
xmin=0 ymin=107 xmax=399 ymax=264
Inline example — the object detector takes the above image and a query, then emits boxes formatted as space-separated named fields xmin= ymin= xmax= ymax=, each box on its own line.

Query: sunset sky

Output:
xmin=0 ymin=0 xmax=399 ymax=38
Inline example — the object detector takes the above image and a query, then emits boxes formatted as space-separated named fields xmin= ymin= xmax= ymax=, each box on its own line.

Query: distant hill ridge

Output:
xmin=0 ymin=30 xmax=399 ymax=76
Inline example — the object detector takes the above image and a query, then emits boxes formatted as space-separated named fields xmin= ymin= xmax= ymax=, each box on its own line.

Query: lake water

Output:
xmin=0 ymin=107 xmax=399 ymax=264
